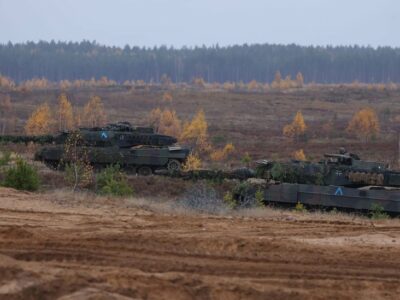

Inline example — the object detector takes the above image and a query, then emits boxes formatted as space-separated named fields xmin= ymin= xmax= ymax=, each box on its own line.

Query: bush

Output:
xmin=64 ymin=162 xmax=94 ymax=191
xmin=255 ymin=188 xmax=265 ymax=207
xmin=241 ymin=152 xmax=252 ymax=167
xmin=370 ymin=203 xmax=389 ymax=220
xmin=2 ymin=158 xmax=40 ymax=191
xmin=96 ymin=165 xmax=133 ymax=197
xmin=223 ymin=191 xmax=236 ymax=209
xmin=294 ymin=201 xmax=307 ymax=212
xmin=177 ymin=183 xmax=227 ymax=214
xmin=0 ymin=151 xmax=11 ymax=167
xmin=231 ymin=182 xmax=259 ymax=208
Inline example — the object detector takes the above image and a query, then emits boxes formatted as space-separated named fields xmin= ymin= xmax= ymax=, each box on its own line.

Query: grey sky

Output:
xmin=0 ymin=0 xmax=398 ymax=47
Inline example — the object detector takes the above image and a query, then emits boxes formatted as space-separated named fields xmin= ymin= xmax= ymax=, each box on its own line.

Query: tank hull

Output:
xmin=35 ymin=145 xmax=190 ymax=172
xmin=263 ymin=183 xmax=400 ymax=213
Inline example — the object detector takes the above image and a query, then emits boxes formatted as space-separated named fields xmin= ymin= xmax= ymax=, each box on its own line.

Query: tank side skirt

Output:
xmin=264 ymin=183 xmax=400 ymax=213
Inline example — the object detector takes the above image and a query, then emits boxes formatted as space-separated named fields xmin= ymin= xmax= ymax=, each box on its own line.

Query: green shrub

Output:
xmin=294 ymin=201 xmax=307 ymax=212
xmin=0 ymin=151 xmax=11 ymax=167
xmin=255 ymin=188 xmax=265 ymax=207
xmin=241 ymin=152 xmax=252 ymax=167
xmin=2 ymin=158 xmax=40 ymax=191
xmin=370 ymin=203 xmax=389 ymax=220
xmin=96 ymin=165 xmax=133 ymax=197
xmin=223 ymin=191 xmax=236 ymax=209
xmin=330 ymin=207 xmax=339 ymax=215
xmin=270 ymin=163 xmax=284 ymax=181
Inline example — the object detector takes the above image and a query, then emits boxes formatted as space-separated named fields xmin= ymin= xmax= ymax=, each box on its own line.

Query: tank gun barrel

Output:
xmin=0 ymin=135 xmax=55 ymax=144
xmin=324 ymin=153 xmax=349 ymax=158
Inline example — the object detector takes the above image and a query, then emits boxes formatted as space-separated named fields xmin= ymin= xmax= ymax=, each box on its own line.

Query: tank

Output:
xmin=256 ymin=149 xmax=400 ymax=188
xmin=0 ymin=122 xmax=190 ymax=175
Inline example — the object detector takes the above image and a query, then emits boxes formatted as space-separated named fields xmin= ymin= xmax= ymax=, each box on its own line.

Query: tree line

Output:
xmin=1 ymin=41 xmax=400 ymax=84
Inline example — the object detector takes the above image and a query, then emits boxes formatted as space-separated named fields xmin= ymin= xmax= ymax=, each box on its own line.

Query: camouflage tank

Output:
xmin=0 ymin=122 xmax=190 ymax=175
xmin=256 ymin=149 xmax=400 ymax=188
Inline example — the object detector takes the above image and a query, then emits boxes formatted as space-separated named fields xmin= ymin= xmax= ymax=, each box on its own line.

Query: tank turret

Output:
xmin=0 ymin=122 xmax=177 ymax=148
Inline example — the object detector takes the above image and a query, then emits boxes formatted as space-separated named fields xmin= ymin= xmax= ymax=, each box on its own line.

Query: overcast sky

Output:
xmin=0 ymin=0 xmax=398 ymax=48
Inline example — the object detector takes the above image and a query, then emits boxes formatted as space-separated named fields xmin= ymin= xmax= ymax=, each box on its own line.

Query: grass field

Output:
xmin=1 ymin=84 xmax=400 ymax=299
xmin=4 ymin=84 xmax=400 ymax=167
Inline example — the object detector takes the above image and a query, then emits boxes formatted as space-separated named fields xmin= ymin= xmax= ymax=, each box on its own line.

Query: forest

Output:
xmin=1 ymin=41 xmax=400 ymax=84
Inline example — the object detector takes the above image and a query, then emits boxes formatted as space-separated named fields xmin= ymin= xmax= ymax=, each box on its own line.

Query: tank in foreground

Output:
xmin=0 ymin=122 xmax=190 ymax=175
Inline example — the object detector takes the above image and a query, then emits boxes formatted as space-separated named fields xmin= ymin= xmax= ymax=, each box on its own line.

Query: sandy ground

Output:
xmin=0 ymin=188 xmax=400 ymax=299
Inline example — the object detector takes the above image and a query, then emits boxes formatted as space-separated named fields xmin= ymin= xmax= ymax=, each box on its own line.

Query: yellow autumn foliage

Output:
xmin=346 ymin=107 xmax=380 ymax=142
xmin=181 ymin=109 xmax=207 ymax=141
xmin=82 ymin=96 xmax=107 ymax=127
xmin=210 ymin=143 xmax=235 ymax=162
xmin=162 ymin=92 xmax=173 ymax=102
xmin=21 ymin=78 xmax=50 ymax=90
xmin=283 ymin=111 xmax=307 ymax=141
xmin=182 ymin=153 xmax=202 ymax=171
xmin=271 ymin=71 xmax=304 ymax=89
xmin=148 ymin=108 xmax=182 ymax=137
xmin=192 ymin=77 xmax=206 ymax=88
xmin=57 ymin=93 xmax=74 ymax=131
xmin=247 ymin=80 xmax=259 ymax=90
xmin=223 ymin=82 xmax=235 ymax=91
xmin=0 ymin=75 xmax=15 ymax=89
xmin=148 ymin=108 xmax=162 ymax=130
xmin=181 ymin=109 xmax=212 ymax=152
xmin=159 ymin=109 xmax=182 ymax=137
xmin=25 ymin=103 xmax=54 ymax=135
xmin=293 ymin=149 xmax=306 ymax=161
xmin=296 ymin=72 xmax=304 ymax=87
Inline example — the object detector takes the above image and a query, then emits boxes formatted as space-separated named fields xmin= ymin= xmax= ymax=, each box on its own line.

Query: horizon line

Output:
xmin=1 ymin=40 xmax=400 ymax=50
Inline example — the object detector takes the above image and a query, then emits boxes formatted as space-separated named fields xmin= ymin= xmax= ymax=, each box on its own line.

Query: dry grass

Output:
xmin=5 ymin=85 xmax=400 ymax=167
xmin=2 ymin=85 xmax=400 ymax=221
xmin=42 ymin=187 xmax=400 ymax=226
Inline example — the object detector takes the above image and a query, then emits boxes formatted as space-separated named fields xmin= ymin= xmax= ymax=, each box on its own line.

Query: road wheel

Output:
xmin=123 ymin=166 xmax=137 ymax=175
xmin=138 ymin=166 xmax=152 ymax=176
xmin=43 ymin=160 xmax=59 ymax=170
xmin=167 ymin=159 xmax=181 ymax=173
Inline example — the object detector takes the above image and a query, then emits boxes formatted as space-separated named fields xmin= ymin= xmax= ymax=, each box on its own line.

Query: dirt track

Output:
xmin=0 ymin=188 xmax=400 ymax=299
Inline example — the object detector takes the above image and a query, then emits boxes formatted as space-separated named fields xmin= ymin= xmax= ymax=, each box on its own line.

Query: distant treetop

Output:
xmin=1 ymin=41 xmax=400 ymax=84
